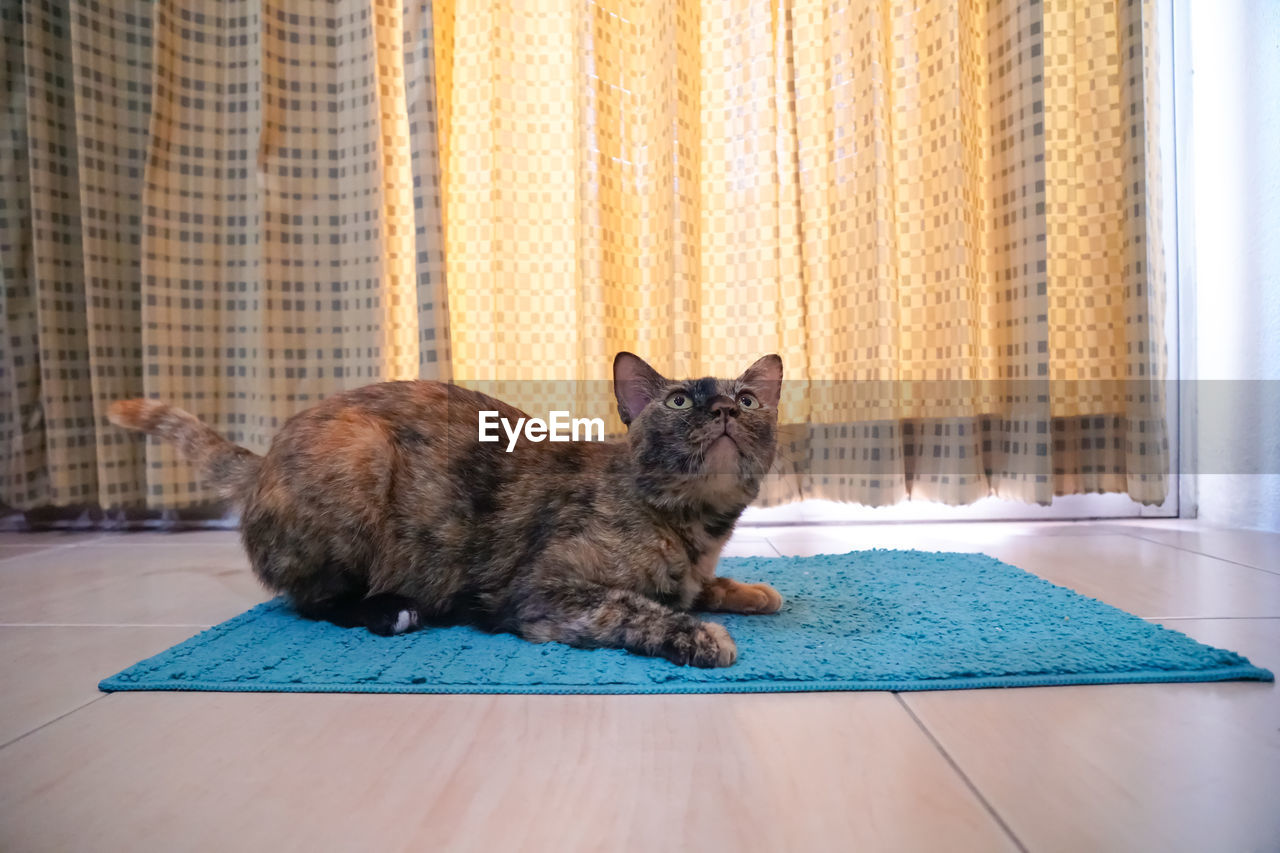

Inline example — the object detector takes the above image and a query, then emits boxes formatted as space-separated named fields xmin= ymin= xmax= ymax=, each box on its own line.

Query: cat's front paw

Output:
xmin=662 ymin=621 xmax=737 ymax=668
xmin=700 ymin=577 xmax=784 ymax=614
xmin=744 ymin=582 xmax=784 ymax=614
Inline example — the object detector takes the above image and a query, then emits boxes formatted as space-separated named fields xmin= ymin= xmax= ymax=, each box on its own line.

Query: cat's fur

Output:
xmin=108 ymin=353 xmax=784 ymax=667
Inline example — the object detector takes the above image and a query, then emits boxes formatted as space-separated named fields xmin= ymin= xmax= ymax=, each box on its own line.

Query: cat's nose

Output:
xmin=709 ymin=395 xmax=739 ymax=418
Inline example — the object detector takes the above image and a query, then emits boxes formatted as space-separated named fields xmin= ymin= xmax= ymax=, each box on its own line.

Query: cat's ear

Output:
xmin=613 ymin=352 xmax=668 ymax=425
xmin=739 ymin=354 xmax=783 ymax=408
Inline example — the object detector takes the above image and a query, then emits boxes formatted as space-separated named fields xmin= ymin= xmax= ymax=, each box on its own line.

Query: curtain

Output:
xmin=434 ymin=0 xmax=1169 ymax=506
xmin=0 ymin=0 xmax=449 ymax=510
xmin=2 ymin=0 xmax=1168 ymax=513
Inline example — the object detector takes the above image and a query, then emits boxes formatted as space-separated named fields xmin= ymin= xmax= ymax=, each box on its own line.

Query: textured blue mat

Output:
xmin=100 ymin=550 xmax=1273 ymax=694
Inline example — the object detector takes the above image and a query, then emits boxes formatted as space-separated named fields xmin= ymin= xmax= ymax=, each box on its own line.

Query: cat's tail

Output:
xmin=107 ymin=399 xmax=262 ymax=502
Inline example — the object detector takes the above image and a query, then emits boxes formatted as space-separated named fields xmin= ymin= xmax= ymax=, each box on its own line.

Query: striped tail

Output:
xmin=107 ymin=399 xmax=262 ymax=502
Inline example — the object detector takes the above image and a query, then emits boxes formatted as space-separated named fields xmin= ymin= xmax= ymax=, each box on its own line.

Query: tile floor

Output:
xmin=0 ymin=520 xmax=1276 ymax=852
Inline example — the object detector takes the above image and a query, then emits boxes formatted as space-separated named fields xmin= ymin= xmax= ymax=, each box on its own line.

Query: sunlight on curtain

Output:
xmin=433 ymin=0 xmax=1169 ymax=506
xmin=373 ymin=0 xmax=423 ymax=381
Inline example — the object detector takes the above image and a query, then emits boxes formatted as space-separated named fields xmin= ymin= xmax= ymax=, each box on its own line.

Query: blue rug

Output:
xmin=100 ymin=550 xmax=1273 ymax=694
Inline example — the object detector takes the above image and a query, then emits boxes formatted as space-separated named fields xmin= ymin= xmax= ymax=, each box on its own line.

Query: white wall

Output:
xmin=1188 ymin=0 xmax=1280 ymax=531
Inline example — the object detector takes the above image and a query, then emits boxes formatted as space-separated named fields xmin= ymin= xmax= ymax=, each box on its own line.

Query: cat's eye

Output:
xmin=664 ymin=391 xmax=693 ymax=410
xmin=738 ymin=393 xmax=760 ymax=409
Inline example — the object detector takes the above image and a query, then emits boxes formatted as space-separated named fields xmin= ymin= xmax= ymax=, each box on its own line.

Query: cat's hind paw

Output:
xmin=360 ymin=593 xmax=423 ymax=637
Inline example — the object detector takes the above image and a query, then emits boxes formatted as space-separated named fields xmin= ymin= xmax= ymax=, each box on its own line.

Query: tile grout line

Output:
xmin=894 ymin=694 xmax=1029 ymax=853
xmin=0 ymin=623 xmax=213 ymax=628
xmin=0 ymin=535 xmax=240 ymax=557
xmin=1117 ymin=532 xmax=1280 ymax=578
xmin=0 ymin=538 xmax=106 ymax=566
xmin=70 ymin=538 xmax=242 ymax=546
xmin=0 ymin=549 xmax=48 ymax=566
xmin=1143 ymin=615 xmax=1280 ymax=622
xmin=0 ymin=694 xmax=112 ymax=752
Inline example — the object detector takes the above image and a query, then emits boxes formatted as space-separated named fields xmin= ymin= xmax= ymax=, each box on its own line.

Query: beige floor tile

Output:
xmin=903 ymin=617 xmax=1280 ymax=853
xmin=0 ymin=691 xmax=1016 ymax=853
xmin=88 ymin=529 xmax=241 ymax=546
xmin=0 ymin=543 xmax=269 ymax=626
xmin=0 ymin=626 xmax=198 ymax=747
xmin=0 ymin=531 xmax=108 ymax=545
xmin=1111 ymin=523 xmax=1280 ymax=574
xmin=0 ymin=544 xmax=64 ymax=563
xmin=2 ymin=520 xmax=1274 ymax=852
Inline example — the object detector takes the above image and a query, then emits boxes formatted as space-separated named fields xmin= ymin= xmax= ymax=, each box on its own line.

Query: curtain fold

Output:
xmin=2 ymin=0 xmax=154 ymax=509
xmin=1 ymin=0 xmax=449 ymax=510
xmin=434 ymin=0 xmax=1169 ymax=506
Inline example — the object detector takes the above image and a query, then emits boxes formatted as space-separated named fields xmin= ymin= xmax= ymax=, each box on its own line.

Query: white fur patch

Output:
xmin=392 ymin=609 xmax=417 ymax=635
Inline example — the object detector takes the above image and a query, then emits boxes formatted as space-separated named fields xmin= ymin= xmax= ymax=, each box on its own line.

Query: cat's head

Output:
xmin=613 ymin=352 xmax=783 ymax=511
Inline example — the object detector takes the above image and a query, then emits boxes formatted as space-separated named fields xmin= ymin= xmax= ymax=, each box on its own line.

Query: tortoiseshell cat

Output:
xmin=109 ymin=353 xmax=784 ymax=667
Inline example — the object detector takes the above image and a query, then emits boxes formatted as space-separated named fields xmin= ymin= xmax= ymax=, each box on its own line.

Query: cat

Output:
xmin=108 ymin=352 xmax=784 ymax=667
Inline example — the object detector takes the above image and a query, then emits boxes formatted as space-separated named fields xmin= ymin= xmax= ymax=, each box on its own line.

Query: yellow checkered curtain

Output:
xmin=436 ymin=0 xmax=1169 ymax=506
xmin=0 ymin=0 xmax=450 ymax=511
